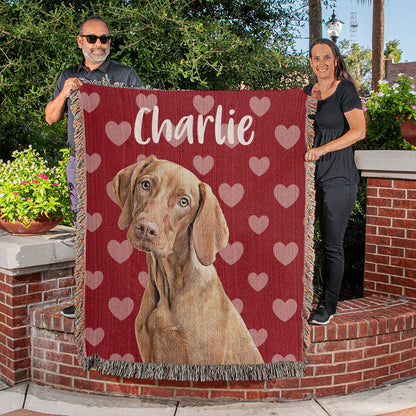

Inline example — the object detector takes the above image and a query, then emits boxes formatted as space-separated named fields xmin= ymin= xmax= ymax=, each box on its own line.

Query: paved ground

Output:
xmin=1 ymin=378 xmax=416 ymax=416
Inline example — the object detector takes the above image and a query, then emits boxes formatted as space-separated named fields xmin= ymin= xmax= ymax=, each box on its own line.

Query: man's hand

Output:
xmin=61 ymin=77 xmax=83 ymax=99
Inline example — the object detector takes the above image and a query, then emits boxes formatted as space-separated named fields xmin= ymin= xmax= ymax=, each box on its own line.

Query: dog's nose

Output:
xmin=136 ymin=219 xmax=159 ymax=239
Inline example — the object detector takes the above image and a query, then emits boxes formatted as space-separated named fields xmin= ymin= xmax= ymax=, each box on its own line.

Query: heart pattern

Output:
xmin=85 ymin=327 xmax=105 ymax=346
xmin=248 ymin=272 xmax=268 ymax=291
xmin=105 ymin=121 xmax=132 ymax=146
xmin=107 ymin=240 xmax=133 ymax=264
xmin=193 ymin=155 xmax=214 ymax=175
xmin=275 ymin=125 xmax=301 ymax=149
xmin=218 ymin=183 xmax=244 ymax=207
xmin=106 ymin=181 xmax=118 ymax=204
xmin=249 ymin=96 xmax=271 ymax=117
xmin=85 ymin=153 xmax=101 ymax=174
xmin=249 ymin=156 xmax=270 ymax=176
xmin=219 ymin=242 xmax=244 ymax=265
xmin=232 ymin=298 xmax=244 ymax=314
xmin=136 ymin=93 xmax=157 ymax=109
xmin=248 ymin=215 xmax=269 ymax=235
xmin=110 ymin=353 xmax=135 ymax=362
xmin=249 ymin=328 xmax=268 ymax=347
xmin=272 ymin=298 xmax=297 ymax=322
xmin=221 ymin=124 xmax=239 ymax=148
xmin=81 ymin=92 xmax=100 ymax=113
xmin=274 ymin=184 xmax=299 ymax=208
xmin=193 ymin=95 xmax=214 ymax=115
xmin=272 ymin=354 xmax=297 ymax=362
xmin=108 ymin=297 xmax=134 ymax=321
xmin=86 ymin=212 xmax=102 ymax=233
xmin=273 ymin=242 xmax=298 ymax=266
xmin=85 ymin=270 xmax=104 ymax=290
xmin=138 ymin=271 xmax=149 ymax=288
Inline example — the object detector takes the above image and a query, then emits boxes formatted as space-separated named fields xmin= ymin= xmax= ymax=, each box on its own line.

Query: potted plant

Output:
xmin=0 ymin=147 xmax=71 ymax=234
xmin=365 ymin=74 xmax=416 ymax=146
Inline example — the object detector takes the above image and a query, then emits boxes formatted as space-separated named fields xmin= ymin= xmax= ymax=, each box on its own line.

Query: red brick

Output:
xmin=379 ymin=208 xmax=406 ymax=218
xmin=394 ymin=180 xmax=416 ymax=190
xmin=376 ymin=352 xmax=401 ymax=366
xmin=404 ymin=288 xmax=416 ymax=299
xmin=347 ymin=358 xmax=375 ymax=372
xmin=393 ymin=199 xmax=416 ymax=208
xmin=365 ymin=244 xmax=377 ymax=254
xmin=333 ymin=371 xmax=362 ymax=385
xmin=378 ymin=188 xmax=406 ymax=198
xmin=368 ymin=178 xmax=392 ymax=188
xmin=315 ymin=363 xmax=346 ymax=376
xmin=176 ymin=388 xmax=210 ymax=399
xmin=315 ymin=340 xmax=349 ymax=353
xmin=246 ymin=390 xmax=281 ymax=400
xmin=408 ymin=190 xmax=416 ymax=200
xmin=347 ymin=379 xmax=375 ymax=394
xmin=300 ymin=375 xmax=332 ymax=387
xmin=377 ymin=246 xmax=405 ymax=257
xmin=375 ymin=283 xmax=404 ymax=296
xmin=209 ymin=389 xmax=246 ymax=399
xmin=74 ymin=378 xmax=105 ymax=392
xmin=391 ymin=359 xmax=413 ymax=375
xmin=391 ymin=257 xmax=416 ymax=269
xmin=267 ymin=377 xmax=300 ymax=389
xmin=377 ymin=265 xmax=404 ymax=276
xmin=365 ymin=253 xmax=390 ymax=265
xmin=334 ymin=349 xmax=363 ymax=363
xmin=378 ymin=227 xmax=406 ymax=237
xmin=366 ymin=206 xmax=378 ymax=216
xmin=192 ymin=380 xmax=229 ymax=389
xmin=363 ymin=366 xmax=390 ymax=380
xmin=315 ymin=385 xmax=346 ymax=397
xmin=393 ymin=218 xmax=416 ymax=230
xmin=367 ymin=197 xmax=392 ymax=207
xmin=105 ymin=383 xmax=140 ymax=395
xmin=228 ymin=380 xmax=265 ymax=390
xmin=364 ymin=344 xmax=390 ymax=358
xmin=45 ymin=373 xmax=73 ymax=388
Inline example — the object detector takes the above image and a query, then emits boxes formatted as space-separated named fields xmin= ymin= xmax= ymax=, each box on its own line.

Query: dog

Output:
xmin=112 ymin=155 xmax=264 ymax=365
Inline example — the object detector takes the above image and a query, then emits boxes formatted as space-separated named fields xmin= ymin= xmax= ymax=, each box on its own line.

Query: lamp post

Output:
xmin=326 ymin=10 xmax=344 ymax=43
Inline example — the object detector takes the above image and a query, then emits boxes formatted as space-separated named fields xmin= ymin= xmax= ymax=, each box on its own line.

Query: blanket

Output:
xmin=71 ymin=84 xmax=315 ymax=381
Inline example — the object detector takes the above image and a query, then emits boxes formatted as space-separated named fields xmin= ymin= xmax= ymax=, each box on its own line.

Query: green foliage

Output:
xmin=0 ymin=147 xmax=72 ymax=226
xmin=359 ymin=75 xmax=416 ymax=150
xmin=385 ymin=39 xmax=402 ymax=63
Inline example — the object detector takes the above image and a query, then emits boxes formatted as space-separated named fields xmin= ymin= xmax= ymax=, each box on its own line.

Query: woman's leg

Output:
xmin=317 ymin=184 xmax=358 ymax=315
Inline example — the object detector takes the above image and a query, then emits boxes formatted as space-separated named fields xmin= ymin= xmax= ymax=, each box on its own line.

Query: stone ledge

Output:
xmin=355 ymin=150 xmax=416 ymax=179
xmin=0 ymin=226 xmax=75 ymax=276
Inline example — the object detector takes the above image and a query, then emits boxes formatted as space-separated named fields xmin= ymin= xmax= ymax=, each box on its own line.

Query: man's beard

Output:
xmin=84 ymin=46 xmax=110 ymax=63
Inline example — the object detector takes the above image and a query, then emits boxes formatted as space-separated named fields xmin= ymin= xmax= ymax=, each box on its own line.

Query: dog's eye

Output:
xmin=178 ymin=198 xmax=189 ymax=208
xmin=141 ymin=180 xmax=151 ymax=191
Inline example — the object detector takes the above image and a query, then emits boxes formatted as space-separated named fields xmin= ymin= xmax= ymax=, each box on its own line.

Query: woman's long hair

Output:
xmin=309 ymin=38 xmax=356 ymax=85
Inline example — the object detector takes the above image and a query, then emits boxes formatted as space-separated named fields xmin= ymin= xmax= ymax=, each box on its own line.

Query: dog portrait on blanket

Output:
xmin=112 ymin=155 xmax=264 ymax=365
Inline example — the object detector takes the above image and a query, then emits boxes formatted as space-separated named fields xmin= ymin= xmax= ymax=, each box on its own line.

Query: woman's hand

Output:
xmin=304 ymin=147 xmax=325 ymax=162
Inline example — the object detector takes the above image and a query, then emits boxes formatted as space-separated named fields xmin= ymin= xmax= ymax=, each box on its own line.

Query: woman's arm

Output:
xmin=304 ymin=108 xmax=366 ymax=162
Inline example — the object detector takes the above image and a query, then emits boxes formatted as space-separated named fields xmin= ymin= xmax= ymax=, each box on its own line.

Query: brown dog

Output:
xmin=112 ymin=156 xmax=264 ymax=365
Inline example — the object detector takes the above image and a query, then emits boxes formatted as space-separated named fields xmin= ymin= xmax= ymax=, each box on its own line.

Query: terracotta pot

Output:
xmin=0 ymin=214 xmax=63 ymax=235
xmin=400 ymin=117 xmax=416 ymax=146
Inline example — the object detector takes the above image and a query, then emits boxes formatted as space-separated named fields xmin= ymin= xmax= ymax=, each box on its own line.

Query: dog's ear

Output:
xmin=193 ymin=182 xmax=229 ymax=266
xmin=112 ymin=156 xmax=156 ymax=230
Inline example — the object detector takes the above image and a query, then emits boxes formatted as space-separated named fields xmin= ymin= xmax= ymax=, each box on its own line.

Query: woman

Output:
xmin=304 ymin=38 xmax=366 ymax=325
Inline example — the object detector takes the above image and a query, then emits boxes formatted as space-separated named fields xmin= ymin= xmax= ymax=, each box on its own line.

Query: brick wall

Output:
xmin=364 ymin=178 xmax=416 ymax=299
xmin=385 ymin=60 xmax=416 ymax=85
xmin=0 ymin=267 xmax=75 ymax=385
xmin=30 ymin=297 xmax=416 ymax=400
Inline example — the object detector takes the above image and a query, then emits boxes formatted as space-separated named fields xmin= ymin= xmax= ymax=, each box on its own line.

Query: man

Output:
xmin=46 ymin=14 xmax=142 ymax=318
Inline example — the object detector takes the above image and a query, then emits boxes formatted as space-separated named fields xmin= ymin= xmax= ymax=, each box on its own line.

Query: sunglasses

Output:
xmin=80 ymin=34 xmax=111 ymax=44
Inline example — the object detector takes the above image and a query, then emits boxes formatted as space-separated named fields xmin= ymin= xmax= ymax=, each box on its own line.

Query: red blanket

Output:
xmin=72 ymin=84 xmax=314 ymax=380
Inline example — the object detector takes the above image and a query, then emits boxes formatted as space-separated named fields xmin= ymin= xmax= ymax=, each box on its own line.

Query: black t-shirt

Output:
xmin=303 ymin=79 xmax=362 ymax=187
xmin=49 ymin=58 xmax=143 ymax=150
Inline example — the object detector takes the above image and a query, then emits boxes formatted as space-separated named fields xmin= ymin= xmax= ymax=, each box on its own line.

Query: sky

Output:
xmin=295 ymin=0 xmax=416 ymax=62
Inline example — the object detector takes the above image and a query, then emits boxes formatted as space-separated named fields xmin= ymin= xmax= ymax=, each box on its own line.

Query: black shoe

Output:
xmin=61 ymin=305 xmax=75 ymax=318
xmin=309 ymin=303 xmax=333 ymax=325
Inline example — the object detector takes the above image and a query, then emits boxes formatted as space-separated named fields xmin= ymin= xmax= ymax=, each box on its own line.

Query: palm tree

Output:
xmin=309 ymin=0 xmax=322 ymax=47
xmin=360 ymin=0 xmax=385 ymax=91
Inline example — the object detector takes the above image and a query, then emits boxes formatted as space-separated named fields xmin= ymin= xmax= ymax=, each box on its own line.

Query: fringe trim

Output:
xmin=83 ymin=355 xmax=304 ymax=381
xmin=302 ymin=96 xmax=317 ymax=353
xmin=70 ymin=84 xmax=313 ymax=380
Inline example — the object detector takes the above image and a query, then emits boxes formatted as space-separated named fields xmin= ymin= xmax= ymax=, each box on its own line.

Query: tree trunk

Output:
xmin=309 ymin=0 xmax=322 ymax=47
xmin=371 ymin=0 xmax=384 ymax=91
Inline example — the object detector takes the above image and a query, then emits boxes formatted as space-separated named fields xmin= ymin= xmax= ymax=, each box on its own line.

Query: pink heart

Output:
xmin=85 ymin=153 xmax=101 ymax=173
xmin=219 ymin=241 xmax=244 ymax=265
xmin=248 ymin=215 xmax=269 ymax=235
xmin=274 ymin=184 xmax=299 ymax=208
xmin=137 ymin=154 xmax=147 ymax=163
xmin=249 ymin=96 xmax=271 ymax=117
xmin=110 ymin=353 xmax=135 ymax=362
xmin=136 ymin=93 xmax=157 ymax=109
xmin=81 ymin=92 xmax=100 ymax=113
xmin=105 ymin=121 xmax=132 ymax=146
xmin=138 ymin=271 xmax=149 ymax=288
xmin=106 ymin=181 xmax=117 ymax=204
xmin=218 ymin=183 xmax=244 ymax=207
xmin=249 ymin=156 xmax=270 ymax=176
xmin=193 ymin=95 xmax=214 ymax=115
xmin=273 ymin=242 xmax=298 ymax=266
xmin=272 ymin=354 xmax=297 ymax=362
xmin=162 ymin=123 xmax=187 ymax=147
xmin=108 ymin=297 xmax=134 ymax=321
xmin=249 ymin=328 xmax=268 ymax=347
xmin=221 ymin=124 xmax=239 ymax=148
xmin=85 ymin=270 xmax=104 ymax=290
xmin=272 ymin=298 xmax=297 ymax=322
xmin=248 ymin=272 xmax=268 ymax=292
xmin=107 ymin=240 xmax=133 ymax=264
xmin=232 ymin=298 xmax=243 ymax=314
xmin=86 ymin=212 xmax=102 ymax=232
xmin=275 ymin=125 xmax=301 ymax=149
xmin=85 ymin=327 xmax=104 ymax=346
xmin=193 ymin=155 xmax=214 ymax=175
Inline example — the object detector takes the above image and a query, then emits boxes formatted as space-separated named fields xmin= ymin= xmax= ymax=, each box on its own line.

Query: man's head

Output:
xmin=77 ymin=15 xmax=111 ymax=66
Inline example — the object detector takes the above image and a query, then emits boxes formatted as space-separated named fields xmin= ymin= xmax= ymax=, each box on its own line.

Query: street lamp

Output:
xmin=326 ymin=10 xmax=344 ymax=43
